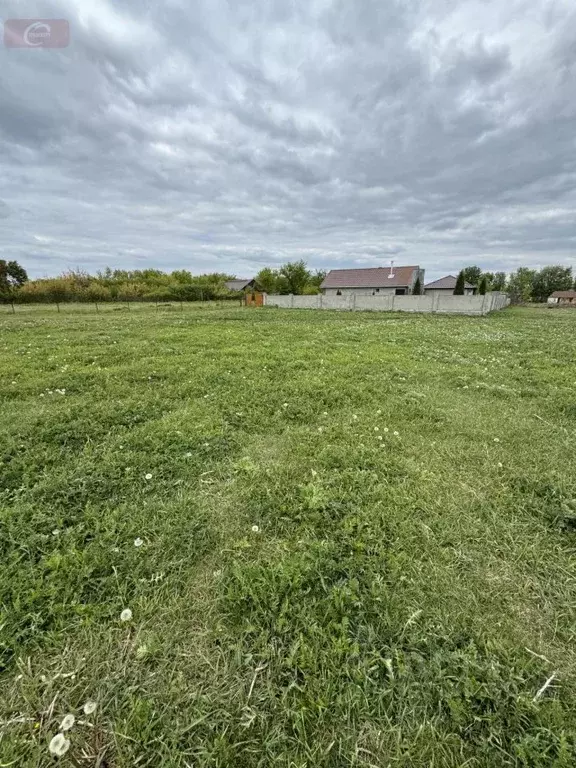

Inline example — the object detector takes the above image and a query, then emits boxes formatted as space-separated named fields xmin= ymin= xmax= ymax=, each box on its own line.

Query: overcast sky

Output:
xmin=1 ymin=0 xmax=575 ymax=280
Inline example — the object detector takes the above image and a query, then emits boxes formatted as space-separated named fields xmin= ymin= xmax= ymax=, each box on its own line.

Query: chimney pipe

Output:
xmin=388 ymin=260 xmax=395 ymax=278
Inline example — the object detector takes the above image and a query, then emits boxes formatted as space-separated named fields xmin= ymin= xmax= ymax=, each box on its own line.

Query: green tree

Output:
xmin=309 ymin=270 xmax=327 ymax=291
xmin=507 ymin=268 xmax=536 ymax=304
xmin=413 ymin=275 xmax=422 ymax=295
xmin=492 ymin=272 xmax=507 ymax=291
xmin=531 ymin=266 xmax=572 ymax=302
xmin=454 ymin=270 xmax=466 ymax=295
xmin=462 ymin=265 xmax=482 ymax=287
xmin=255 ymin=267 xmax=280 ymax=294
xmin=482 ymin=272 xmax=495 ymax=285
xmin=279 ymin=260 xmax=311 ymax=295
xmin=45 ymin=279 xmax=71 ymax=311
xmin=478 ymin=275 xmax=488 ymax=295
xmin=0 ymin=260 xmax=28 ymax=301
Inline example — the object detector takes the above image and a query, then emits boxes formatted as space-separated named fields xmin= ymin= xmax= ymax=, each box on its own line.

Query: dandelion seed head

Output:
xmin=251 ymin=525 xmax=260 ymax=533
xmin=49 ymin=733 xmax=70 ymax=757
xmin=120 ymin=608 xmax=133 ymax=622
xmin=493 ymin=437 xmax=500 ymax=443
xmin=134 ymin=538 xmax=144 ymax=548
xmin=83 ymin=700 xmax=97 ymax=716
xmin=60 ymin=714 xmax=75 ymax=732
xmin=393 ymin=431 xmax=399 ymax=436
xmin=145 ymin=473 xmax=153 ymax=480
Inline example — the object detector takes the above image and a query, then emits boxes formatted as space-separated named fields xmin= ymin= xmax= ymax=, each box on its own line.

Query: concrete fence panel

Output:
xmin=263 ymin=291 xmax=509 ymax=316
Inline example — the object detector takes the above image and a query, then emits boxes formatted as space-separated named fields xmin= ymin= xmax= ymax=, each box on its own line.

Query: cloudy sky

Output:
xmin=1 ymin=0 xmax=575 ymax=280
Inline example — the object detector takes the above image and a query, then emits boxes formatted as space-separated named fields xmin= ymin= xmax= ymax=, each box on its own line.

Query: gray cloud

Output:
xmin=1 ymin=0 xmax=575 ymax=280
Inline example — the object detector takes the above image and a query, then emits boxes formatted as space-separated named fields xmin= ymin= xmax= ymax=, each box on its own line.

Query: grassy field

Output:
xmin=1 ymin=304 xmax=575 ymax=766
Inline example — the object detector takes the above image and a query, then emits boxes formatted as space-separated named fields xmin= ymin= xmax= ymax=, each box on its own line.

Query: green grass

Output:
xmin=1 ymin=304 xmax=575 ymax=766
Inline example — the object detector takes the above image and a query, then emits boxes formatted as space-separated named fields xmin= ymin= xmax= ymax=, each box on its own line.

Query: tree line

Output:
xmin=1 ymin=258 xmax=574 ymax=305
xmin=450 ymin=265 xmax=574 ymax=302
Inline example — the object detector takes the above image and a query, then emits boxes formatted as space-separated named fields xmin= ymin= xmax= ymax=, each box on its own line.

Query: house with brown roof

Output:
xmin=547 ymin=290 xmax=576 ymax=306
xmin=425 ymin=274 xmax=475 ymax=297
xmin=320 ymin=265 xmax=423 ymax=297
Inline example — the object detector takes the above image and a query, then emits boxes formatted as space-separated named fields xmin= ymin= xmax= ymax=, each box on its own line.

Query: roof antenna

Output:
xmin=388 ymin=259 xmax=395 ymax=278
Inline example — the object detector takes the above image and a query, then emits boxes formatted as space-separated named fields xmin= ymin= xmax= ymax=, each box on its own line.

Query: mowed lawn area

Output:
xmin=1 ymin=304 xmax=576 ymax=767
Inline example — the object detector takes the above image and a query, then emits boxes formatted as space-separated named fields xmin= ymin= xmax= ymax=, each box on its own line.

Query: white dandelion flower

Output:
xmin=49 ymin=733 xmax=70 ymax=757
xmin=282 ymin=402 xmax=288 ymax=408
xmin=145 ymin=473 xmax=153 ymax=480
xmin=83 ymin=700 xmax=97 ymax=716
xmin=352 ymin=414 xmax=358 ymax=420
xmin=134 ymin=538 xmax=144 ymax=548
xmin=493 ymin=438 xmax=500 ymax=443
xmin=377 ymin=435 xmax=383 ymax=441
xmin=60 ymin=714 xmax=75 ymax=731
xmin=374 ymin=427 xmax=379 ymax=432
xmin=185 ymin=452 xmax=192 ymax=458
xmin=376 ymin=409 xmax=382 ymax=415
xmin=393 ymin=431 xmax=399 ymax=437
xmin=497 ymin=462 xmax=503 ymax=468
xmin=251 ymin=525 xmax=260 ymax=533
xmin=120 ymin=608 xmax=133 ymax=622
xmin=383 ymin=427 xmax=389 ymax=433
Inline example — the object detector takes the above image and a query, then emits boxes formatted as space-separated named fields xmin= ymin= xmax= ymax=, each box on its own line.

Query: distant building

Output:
xmin=224 ymin=279 xmax=255 ymax=292
xmin=548 ymin=290 xmax=576 ymax=306
xmin=425 ymin=275 xmax=475 ymax=297
xmin=320 ymin=266 xmax=423 ymax=297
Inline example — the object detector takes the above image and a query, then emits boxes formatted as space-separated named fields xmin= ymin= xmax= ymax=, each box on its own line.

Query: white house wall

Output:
xmin=323 ymin=287 xmax=399 ymax=297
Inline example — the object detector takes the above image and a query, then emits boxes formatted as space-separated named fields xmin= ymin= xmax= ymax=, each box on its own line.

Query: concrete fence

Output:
xmin=263 ymin=291 xmax=510 ymax=316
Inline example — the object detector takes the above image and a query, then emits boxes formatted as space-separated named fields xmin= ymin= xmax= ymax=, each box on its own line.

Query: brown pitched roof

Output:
xmin=550 ymin=290 xmax=576 ymax=298
xmin=425 ymin=274 xmax=475 ymax=290
xmin=320 ymin=266 xmax=419 ymax=289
